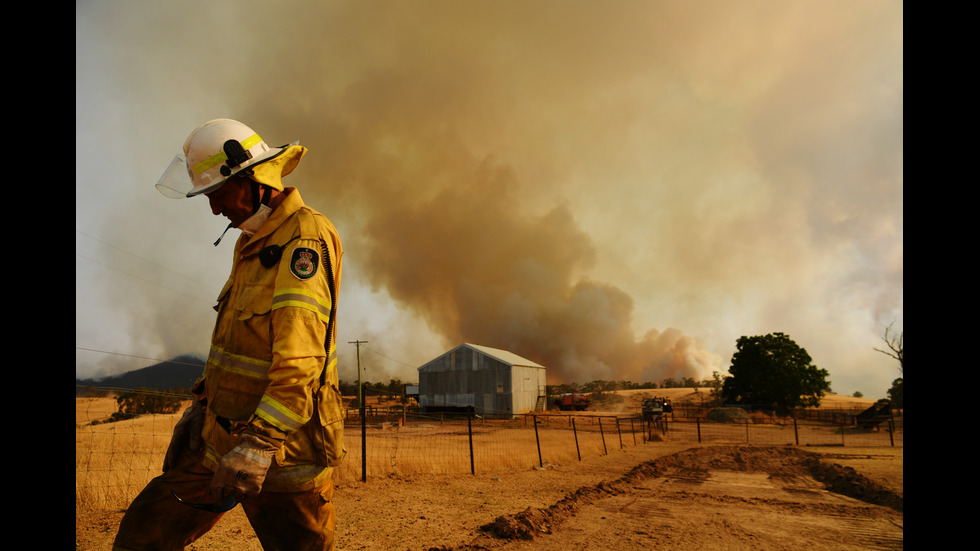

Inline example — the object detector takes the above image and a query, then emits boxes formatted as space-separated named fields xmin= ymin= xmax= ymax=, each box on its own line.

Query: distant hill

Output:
xmin=75 ymin=354 xmax=205 ymax=395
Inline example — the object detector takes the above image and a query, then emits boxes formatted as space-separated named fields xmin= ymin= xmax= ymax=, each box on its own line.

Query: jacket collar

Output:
xmin=237 ymin=187 xmax=305 ymax=254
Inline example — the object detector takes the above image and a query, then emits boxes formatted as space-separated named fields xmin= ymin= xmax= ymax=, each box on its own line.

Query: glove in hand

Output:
xmin=210 ymin=433 xmax=279 ymax=499
xmin=162 ymin=400 xmax=204 ymax=472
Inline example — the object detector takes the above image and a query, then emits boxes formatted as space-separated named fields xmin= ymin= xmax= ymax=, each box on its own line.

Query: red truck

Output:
xmin=554 ymin=392 xmax=591 ymax=411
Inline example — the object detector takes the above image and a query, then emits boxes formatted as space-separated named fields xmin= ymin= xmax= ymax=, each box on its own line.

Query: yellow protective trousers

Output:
xmin=112 ymin=447 xmax=335 ymax=551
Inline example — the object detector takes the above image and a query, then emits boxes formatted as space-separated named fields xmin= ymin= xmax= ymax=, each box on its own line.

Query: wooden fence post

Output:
xmin=572 ymin=417 xmax=581 ymax=461
xmin=533 ymin=414 xmax=543 ymax=468
xmin=468 ymin=412 xmax=475 ymax=475
xmin=598 ymin=417 xmax=607 ymax=455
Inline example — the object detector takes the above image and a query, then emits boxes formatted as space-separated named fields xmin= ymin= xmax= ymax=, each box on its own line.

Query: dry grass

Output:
xmin=76 ymin=393 xmax=898 ymax=514
xmin=335 ymin=417 xmax=631 ymax=480
xmin=76 ymin=407 xmax=183 ymax=511
xmin=75 ymin=398 xmax=647 ymax=511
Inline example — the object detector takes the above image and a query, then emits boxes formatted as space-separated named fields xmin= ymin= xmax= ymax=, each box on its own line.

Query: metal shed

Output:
xmin=417 ymin=343 xmax=547 ymax=416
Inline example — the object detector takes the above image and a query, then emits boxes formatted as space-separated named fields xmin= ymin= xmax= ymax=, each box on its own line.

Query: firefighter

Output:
xmin=114 ymin=119 xmax=346 ymax=551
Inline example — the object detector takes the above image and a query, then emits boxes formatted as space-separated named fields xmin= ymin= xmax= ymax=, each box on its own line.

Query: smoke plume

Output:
xmin=357 ymin=152 xmax=720 ymax=383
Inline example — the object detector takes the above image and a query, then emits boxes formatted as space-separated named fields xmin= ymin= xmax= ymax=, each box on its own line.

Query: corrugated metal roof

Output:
xmin=418 ymin=343 xmax=545 ymax=370
xmin=464 ymin=343 xmax=545 ymax=368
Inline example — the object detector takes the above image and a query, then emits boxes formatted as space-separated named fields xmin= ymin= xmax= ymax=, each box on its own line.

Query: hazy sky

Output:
xmin=76 ymin=0 xmax=903 ymax=398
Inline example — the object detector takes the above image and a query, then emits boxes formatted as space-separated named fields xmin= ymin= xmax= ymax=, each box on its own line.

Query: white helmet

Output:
xmin=156 ymin=119 xmax=294 ymax=198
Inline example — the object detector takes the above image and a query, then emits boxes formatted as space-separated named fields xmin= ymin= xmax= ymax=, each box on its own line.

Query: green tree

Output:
xmin=721 ymin=332 xmax=831 ymax=408
xmin=887 ymin=377 xmax=903 ymax=408
xmin=706 ymin=371 xmax=725 ymax=400
xmin=581 ymin=380 xmax=616 ymax=393
xmin=550 ymin=382 xmax=580 ymax=395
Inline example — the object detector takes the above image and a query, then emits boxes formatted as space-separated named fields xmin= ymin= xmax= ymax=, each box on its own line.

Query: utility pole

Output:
xmin=349 ymin=340 xmax=368 ymax=405
xmin=349 ymin=340 xmax=368 ymax=482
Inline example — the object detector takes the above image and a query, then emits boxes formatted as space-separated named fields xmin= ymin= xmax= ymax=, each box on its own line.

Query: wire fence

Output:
xmin=76 ymin=389 xmax=903 ymax=513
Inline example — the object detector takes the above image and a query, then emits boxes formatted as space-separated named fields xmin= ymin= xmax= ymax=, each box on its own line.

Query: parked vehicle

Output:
xmin=554 ymin=392 xmax=591 ymax=411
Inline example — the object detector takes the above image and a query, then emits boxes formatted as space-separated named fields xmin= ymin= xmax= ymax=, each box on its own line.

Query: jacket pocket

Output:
xmin=311 ymin=382 xmax=347 ymax=466
xmin=236 ymin=283 xmax=273 ymax=318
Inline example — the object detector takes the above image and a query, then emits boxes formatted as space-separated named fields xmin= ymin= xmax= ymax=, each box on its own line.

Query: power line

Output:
xmin=75 ymin=230 xmax=219 ymax=302
xmin=76 ymin=251 xmax=215 ymax=304
xmin=362 ymin=345 xmax=418 ymax=369
xmin=75 ymin=230 xmax=218 ymax=375
xmin=76 ymin=230 xmax=212 ymax=288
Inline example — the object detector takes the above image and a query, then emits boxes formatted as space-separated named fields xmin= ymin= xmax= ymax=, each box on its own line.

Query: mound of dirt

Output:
xmin=802 ymin=455 xmax=903 ymax=512
xmin=470 ymin=445 xmax=902 ymax=545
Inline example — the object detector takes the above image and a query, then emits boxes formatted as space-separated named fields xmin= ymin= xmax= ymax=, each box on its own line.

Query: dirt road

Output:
xmin=75 ymin=443 xmax=902 ymax=550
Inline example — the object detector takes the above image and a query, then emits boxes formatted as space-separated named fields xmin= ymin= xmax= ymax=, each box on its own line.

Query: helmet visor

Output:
xmin=155 ymin=154 xmax=194 ymax=198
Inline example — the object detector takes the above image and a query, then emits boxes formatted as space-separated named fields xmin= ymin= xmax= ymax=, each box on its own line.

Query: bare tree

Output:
xmin=874 ymin=322 xmax=903 ymax=375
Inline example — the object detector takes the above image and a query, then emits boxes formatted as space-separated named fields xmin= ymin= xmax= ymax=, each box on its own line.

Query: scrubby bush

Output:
xmin=706 ymin=407 xmax=751 ymax=423
xmin=110 ymin=388 xmax=182 ymax=422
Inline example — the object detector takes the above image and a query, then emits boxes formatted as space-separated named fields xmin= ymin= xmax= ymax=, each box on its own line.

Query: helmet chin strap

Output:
xmin=250 ymin=180 xmax=273 ymax=216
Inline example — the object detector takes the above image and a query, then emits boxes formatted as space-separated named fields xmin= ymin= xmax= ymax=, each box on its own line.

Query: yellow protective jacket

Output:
xmin=195 ymin=187 xmax=346 ymax=492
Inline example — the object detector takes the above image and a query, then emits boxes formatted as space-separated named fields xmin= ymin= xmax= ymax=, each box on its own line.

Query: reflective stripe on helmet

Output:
xmin=192 ymin=133 xmax=265 ymax=175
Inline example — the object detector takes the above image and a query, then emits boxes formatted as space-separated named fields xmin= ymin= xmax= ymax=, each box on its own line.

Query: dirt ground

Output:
xmin=75 ymin=441 xmax=902 ymax=550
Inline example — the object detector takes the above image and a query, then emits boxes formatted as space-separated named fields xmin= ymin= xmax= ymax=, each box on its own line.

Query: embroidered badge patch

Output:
xmin=289 ymin=247 xmax=319 ymax=280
